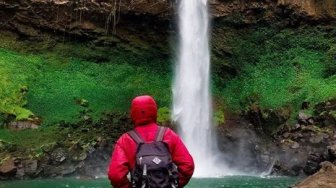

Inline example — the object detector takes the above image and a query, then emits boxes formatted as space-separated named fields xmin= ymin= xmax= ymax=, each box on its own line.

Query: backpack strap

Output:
xmin=155 ymin=126 xmax=167 ymax=142
xmin=127 ymin=130 xmax=144 ymax=144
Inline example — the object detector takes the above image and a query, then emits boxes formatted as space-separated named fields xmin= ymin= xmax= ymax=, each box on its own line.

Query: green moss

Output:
xmin=330 ymin=110 xmax=336 ymax=120
xmin=221 ymin=27 xmax=336 ymax=116
xmin=27 ymin=58 xmax=171 ymax=124
xmin=157 ymin=107 xmax=171 ymax=124
xmin=0 ymin=35 xmax=172 ymax=125
xmin=0 ymin=49 xmax=39 ymax=120
xmin=214 ymin=110 xmax=225 ymax=125
xmin=0 ymin=126 xmax=62 ymax=150
xmin=326 ymin=45 xmax=336 ymax=77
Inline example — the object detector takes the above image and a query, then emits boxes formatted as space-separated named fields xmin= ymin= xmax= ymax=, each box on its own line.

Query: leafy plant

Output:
xmin=157 ymin=107 xmax=171 ymax=124
xmin=0 ymin=49 xmax=37 ymax=121
xmin=214 ymin=110 xmax=225 ymax=125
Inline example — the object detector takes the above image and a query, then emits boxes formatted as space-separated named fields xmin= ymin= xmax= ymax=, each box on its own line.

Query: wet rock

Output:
xmin=283 ymin=132 xmax=290 ymax=138
xmin=58 ymin=164 xmax=77 ymax=176
xmin=290 ymin=164 xmax=303 ymax=176
xmin=23 ymin=160 xmax=38 ymax=177
xmin=309 ymin=135 xmax=322 ymax=144
xmin=303 ymin=160 xmax=320 ymax=175
xmin=272 ymin=161 xmax=301 ymax=176
xmin=50 ymin=148 xmax=67 ymax=165
xmin=9 ymin=121 xmax=39 ymax=130
xmin=0 ymin=158 xmax=17 ymax=179
xmin=42 ymin=164 xmax=62 ymax=177
xmin=71 ymin=151 xmax=88 ymax=162
xmin=260 ymin=152 xmax=272 ymax=165
xmin=41 ymin=162 xmax=79 ymax=177
xmin=298 ymin=111 xmax=314 ymax=126
xmin=303 ymin=153 xmax=325 ymax=175
xmin=327 ymin=145 xmax=336 ymax=160
xmin=291 ymin=141 xmax=300 ymax=149
xmin=15 ymin=164 xmax=24 ymax=179
xmin=245 ymin=105 xmax=291 ymax=136
xmin=315 ymin=99 xmax=336 ymax=127
xmin=75 ymin=142 xmax=112 ymax=178
xmin=13 ymin=159 xmax=39 ymax=179
xmin=292 ymin=132 xmax=304 ymax=141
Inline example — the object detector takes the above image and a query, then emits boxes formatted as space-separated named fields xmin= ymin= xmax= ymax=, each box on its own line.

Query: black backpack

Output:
xmin=127 ymin=126 xmax=179 ymax=188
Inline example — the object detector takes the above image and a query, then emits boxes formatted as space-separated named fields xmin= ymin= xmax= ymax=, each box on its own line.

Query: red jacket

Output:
xmin=108 ymin=96 xmax=194 ymax=188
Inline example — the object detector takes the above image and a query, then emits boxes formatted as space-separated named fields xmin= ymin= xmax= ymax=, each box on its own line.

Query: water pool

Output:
xmin=0 ymin=176 xmax=300 ymax=188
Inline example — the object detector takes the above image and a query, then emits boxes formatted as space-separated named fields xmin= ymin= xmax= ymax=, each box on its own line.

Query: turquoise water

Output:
xmin=0 ymin=176 xmax=300 ymax=188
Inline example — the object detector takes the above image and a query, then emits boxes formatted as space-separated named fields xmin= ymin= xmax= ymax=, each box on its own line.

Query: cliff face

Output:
xmin=1 ymin=0 xmax=335 ymax=41
xmin=0 ymin=0 xmax=172 ymax=37
xmin=278 ymin=0 xmax=336 ymax=19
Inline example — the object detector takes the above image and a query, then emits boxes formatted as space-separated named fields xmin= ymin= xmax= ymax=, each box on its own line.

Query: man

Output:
xmin=108 ymin=95 xmax=194 ymax=188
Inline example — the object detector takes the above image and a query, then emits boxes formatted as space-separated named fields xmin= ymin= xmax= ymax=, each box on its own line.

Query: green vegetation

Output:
xmin=214 ymin=110 xmax=225 ymax=125
xmin=1 ymin=25 xmax=336 ymax=150
xmin=27 ymin=57 xmax=171 ymax=124
xmin=221 ymin=27 xmax=336 ymax=116
xmin=0 ymin=127 xmax=62 ymax=150
xmin=0 ymin=49 xmax=38 ymax=121
xmin=157 ymin=107 xmax=171 ymax=124
xmin=0 ymin=36 xmax=171 ymax=125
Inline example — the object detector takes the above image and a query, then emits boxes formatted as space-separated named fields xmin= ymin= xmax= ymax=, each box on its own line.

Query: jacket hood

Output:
xmin=130 ymin=95 xmax=157 ymax=126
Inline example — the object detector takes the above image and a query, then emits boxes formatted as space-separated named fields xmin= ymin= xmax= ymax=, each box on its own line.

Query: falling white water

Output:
xmin=173 ymin=0 xmax=229 ymax=177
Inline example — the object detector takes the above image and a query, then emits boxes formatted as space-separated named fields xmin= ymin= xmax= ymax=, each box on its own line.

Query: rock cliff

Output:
xmin=1 ymin=0 xmax=335 ymax=40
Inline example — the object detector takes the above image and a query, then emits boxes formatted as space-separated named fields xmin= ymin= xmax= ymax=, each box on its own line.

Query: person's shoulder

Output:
xmin=163 ymin=126 xmax=174 ymax=133
xmin=116 ymin=131 xmax=133 ymax=144
xmin=162 ymin=127 xmax=179 ymax=138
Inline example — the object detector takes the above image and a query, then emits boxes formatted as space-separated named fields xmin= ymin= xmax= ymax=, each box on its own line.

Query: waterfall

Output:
xmin=173 ymin=0 xmax=228 ymax=177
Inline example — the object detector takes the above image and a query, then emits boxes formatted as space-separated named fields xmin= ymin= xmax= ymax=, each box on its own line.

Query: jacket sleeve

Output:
xmin=108 ymin=136 xmax=130 ymax=188
xmin=168 ymin=130 xmax=195 ymax=187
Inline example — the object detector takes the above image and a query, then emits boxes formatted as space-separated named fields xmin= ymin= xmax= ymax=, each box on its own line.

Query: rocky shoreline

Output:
xmin=1 ymin=99 xmax=335 ymax=181
xmin=218 ymin=99 xmax=336 ymax=175
xmin=0 ymin=112 xmax=132 ymax=180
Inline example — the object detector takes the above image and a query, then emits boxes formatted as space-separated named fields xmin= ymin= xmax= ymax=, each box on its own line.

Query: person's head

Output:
xmin=130 ymin=95 xmax=157 ymax=126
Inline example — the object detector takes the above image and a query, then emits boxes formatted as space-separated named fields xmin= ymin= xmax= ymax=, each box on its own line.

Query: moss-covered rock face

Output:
xmin=0 ymin=112 xmax=132 ymax=180
xmin=218 ymin=26 xmax=336 ymax=123
xmin=0 ymin=6 xmax=335 ymax=128
xmin=0 ymin=29 xmax=173 ymax=124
